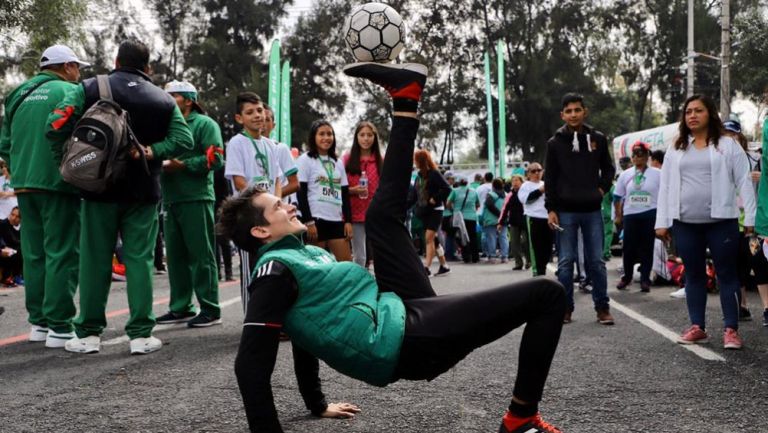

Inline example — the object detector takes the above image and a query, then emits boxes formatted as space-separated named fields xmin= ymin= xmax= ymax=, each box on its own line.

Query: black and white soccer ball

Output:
xmin=342 ymin=2 xmax=406 ymax=62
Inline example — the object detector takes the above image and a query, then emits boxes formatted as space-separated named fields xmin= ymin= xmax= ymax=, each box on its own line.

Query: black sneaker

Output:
xmin=424 ymin=266 xmax=432 ymax=277
xmin=187 ymin=312 xmax=222 ymax=328
xmin=156 ymin=311 xmax=196 ymax=324
xmin=342 ymin=62 xmax=428 ymax=101
xmin=738 ymin=307 xmax=752 ymax=322
xmin=763 ymin=309 xmax=768 ymax=327
xmin=435 ymin=266 xmax=451 ymax=277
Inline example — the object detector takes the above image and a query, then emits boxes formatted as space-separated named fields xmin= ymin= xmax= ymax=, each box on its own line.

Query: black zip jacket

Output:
xmin=544 ymin=124 xmax=615 ymax=213
xmin=81 ymin=68 xmax=176 ymax=204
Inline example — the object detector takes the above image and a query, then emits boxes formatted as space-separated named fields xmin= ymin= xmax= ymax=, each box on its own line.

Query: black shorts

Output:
xmin=315 ymin=218 xmax=345 ymax=242
xmin=422 ymin=209 xmax=443 ymax=232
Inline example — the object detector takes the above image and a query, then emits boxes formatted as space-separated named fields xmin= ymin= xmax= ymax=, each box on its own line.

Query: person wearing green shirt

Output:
xmin=155 ymin=81 xmax=224 ymax=328
xmin=46 ymin=39 xmax=194 ymax=355
xmin=0 ymin=44 xmax=89 ymax=348
xmin=447 ymin=178 xmax=480 ymax=263
xmin=755 ymin=117 xmax=768 ymax=326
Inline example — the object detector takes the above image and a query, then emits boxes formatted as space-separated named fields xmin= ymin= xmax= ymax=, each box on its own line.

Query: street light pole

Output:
xmin=720 ymin=0 xmax=731 ymax=118
xmin=687 ymin=0 xmax=695 ymax=98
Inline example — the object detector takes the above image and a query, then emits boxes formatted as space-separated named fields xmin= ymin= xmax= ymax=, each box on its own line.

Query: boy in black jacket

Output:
xmin=544 ymin=93 xmax=616 ymax=325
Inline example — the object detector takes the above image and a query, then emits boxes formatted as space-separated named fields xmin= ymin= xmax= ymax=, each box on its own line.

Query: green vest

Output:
xmin=481 ymin=191 xmax=504 ymax=227
xmin=254 ymin=235 xmax=406 ymax=387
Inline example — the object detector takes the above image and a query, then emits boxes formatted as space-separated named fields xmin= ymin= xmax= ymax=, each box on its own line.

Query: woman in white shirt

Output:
xmin=655 ymin=95 xmax=755 ymax=350
xmin=518 ymin=163 xmax=551 ymax=277
xmin=297 ymin=120 xmax=353 ymax=261
xmin=614 ymin=142 xmax=661 ymax=292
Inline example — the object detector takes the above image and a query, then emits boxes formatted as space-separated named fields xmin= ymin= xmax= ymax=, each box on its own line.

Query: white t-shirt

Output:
xmin=0 ymin=176 xmax=17 ymax=220
xmin=476 ymin=182 xmax=492 ymax=216
xmin=225 ymin=133 xmax=283 ymax=196
xmin=518 ymin=181 xmax=548 ymax=219
xmin=297 ymin=153 xmax=349 ymax=222
xmin=268 ymin=138 xmax=299 ymax=206
xmin=615 ymin=166 xmax=661 ymax=216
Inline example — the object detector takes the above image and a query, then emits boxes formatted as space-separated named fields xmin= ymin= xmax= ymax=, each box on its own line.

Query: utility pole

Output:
xmin=687 ymin=0 xmax=695 ymax=98
xmin=720 ymin=0 xmax=731 ymax=118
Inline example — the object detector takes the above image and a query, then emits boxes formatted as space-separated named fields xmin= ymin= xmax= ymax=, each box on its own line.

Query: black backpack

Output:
xmin=60 ymin=75 xmax=148 ymax=193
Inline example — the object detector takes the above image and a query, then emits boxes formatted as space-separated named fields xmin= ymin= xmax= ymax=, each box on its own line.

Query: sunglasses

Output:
xmin=529 ymin=169 xmax=543 ymax=173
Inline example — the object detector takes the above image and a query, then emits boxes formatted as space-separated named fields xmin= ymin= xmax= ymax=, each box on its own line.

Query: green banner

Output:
xmin=483 ymin=51 xmax=495 ymax=177
xmin=268 ymin=39 xmax=282 ymax=141
xmin=280 ymin=61 xmax=291 ymax=148
xmin=496 ymin=41 xmax=506 ymax=178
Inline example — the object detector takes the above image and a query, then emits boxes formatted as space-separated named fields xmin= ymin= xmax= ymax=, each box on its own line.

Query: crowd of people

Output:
xmin=2 ymin=38 xmax=768 ymax=433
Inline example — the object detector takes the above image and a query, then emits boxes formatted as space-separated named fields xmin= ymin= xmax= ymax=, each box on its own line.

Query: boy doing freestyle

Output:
xmin=218 ymin=62 xmax=567 ymax=433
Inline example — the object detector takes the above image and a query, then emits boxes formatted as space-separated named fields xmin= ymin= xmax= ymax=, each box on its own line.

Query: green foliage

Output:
xmin=181 ymin=0 xmax=292 ymax=139
xmin=283 ymin=0 xmax=351 ymax=151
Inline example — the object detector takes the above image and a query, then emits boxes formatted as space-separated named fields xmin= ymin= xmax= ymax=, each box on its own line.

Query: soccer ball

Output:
xmin=342 ymin=2 xmax=406 ymax=62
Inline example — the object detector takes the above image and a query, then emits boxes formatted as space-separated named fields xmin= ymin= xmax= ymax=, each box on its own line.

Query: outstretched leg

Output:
xmin=344 ymin=63 xmax=435 ymax=300
xmin=395 ymin=278 xmax=566 ymax=433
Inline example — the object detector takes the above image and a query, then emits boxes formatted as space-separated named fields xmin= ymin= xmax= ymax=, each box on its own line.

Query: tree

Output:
xmin=181 ymin=0 xmax=291 ymax=139
xmin=283 ymin=0 xmax=351 ymax=151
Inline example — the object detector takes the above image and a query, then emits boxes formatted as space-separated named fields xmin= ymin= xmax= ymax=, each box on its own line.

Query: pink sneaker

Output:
xmin=723 ymin=327 xmax=743 ymax=350
xmin=677 ymin=325 xmax=708 ymax=344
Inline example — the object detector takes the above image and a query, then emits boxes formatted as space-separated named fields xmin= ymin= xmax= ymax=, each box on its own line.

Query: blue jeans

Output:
xmin=482 ymin=225 xmax=509 ymax=259
xmin=556 ymin=211 xmax=609 ymax=310
xmin=672 ymin=219 xmax=740 ymax=330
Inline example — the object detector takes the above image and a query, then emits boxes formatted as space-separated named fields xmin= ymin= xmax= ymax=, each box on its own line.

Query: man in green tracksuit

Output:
xmin=0 ymin=45 xmax=89 ymax=348
xmin=156 ymin=81 xmax=224 ymax=327
xmin=46 ymin=39 xmax=194 ymax=355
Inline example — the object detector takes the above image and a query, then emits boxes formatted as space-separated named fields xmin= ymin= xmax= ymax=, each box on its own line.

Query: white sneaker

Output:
xmin=65 ymin=335 xmax=101 ymax=354
xmin=130 ymin=336 xmax=162 ymax=355
xmin=670 ymin=287 xmax=686 ymax=299
xmin=45 ymin=331 xmax=75 ymax=348
xmin=29 ymin=325 xmax=49 ymax=342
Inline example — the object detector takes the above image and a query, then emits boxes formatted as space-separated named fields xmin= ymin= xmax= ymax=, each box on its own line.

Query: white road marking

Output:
xmin=102 ymin=295 xmax=243 ymax=347
xmin=547 ymin=263 xmax=725 ymax=362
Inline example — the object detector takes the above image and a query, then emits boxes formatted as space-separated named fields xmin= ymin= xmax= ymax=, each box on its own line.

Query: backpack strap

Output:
xmin=96 ymin=75 xmax=113 ymax=101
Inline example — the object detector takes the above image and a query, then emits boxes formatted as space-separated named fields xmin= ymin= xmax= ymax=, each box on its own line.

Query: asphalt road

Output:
xmin=1 ymin=256 xmax=767 ymax=433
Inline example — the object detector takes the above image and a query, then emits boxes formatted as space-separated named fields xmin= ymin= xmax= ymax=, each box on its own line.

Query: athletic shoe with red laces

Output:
xmin=499 ymin=411 xmax=562 ymax=433
xmin=723 ymin=327 xmax=743 ymax=350
xmin=342 ymin=62 xmax=428 ymax=102
xmin=677 ymin=324 xmax=708 ymax=344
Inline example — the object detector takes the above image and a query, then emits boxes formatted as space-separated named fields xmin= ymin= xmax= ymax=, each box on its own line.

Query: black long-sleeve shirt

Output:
xmin=544 ymin=124 xmax=615 ymax=213
xmin=235 ymin=261 xmax=327 ymax=433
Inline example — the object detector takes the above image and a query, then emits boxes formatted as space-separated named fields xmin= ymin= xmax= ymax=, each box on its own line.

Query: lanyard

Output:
xmin=242 ymin=131 xmax=270 ymax=179
xmin=632 ymin=167 xmax=646 ymax=190
xmin=320 ymin=156 xmax=337 ymax=189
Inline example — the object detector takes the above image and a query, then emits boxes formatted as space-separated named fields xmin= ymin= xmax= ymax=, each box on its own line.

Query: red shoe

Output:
xmin=2 ymin=276 xmax=17 ymax=288
xmin=723 ymin=327 xmax=743 ymax=350
xmin=499 ymin=411 xmax=563 ymax=433
xmin=342 ymin=62 xmax=428 ymax=101
xmin=677 ymin=324 xmax=708 ymax=344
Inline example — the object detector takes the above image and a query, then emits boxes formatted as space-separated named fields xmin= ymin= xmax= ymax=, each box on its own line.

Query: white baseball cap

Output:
xmin=165 ymin=80 xmax=198 ymax=95
xmin=40 ymin=45 xmax=91 ymax=68
xmin=165 ymin=80 xmax=204 ymax=113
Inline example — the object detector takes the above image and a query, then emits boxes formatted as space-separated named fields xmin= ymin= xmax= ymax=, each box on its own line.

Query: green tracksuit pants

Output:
xmin=165 ymin=200 xmax=220 ymax=317
xmin=603 ymin=215 xmax=613 ymax=259
xmin=17 ymin=192 xmax=80 ymax=333
xmin=74 ymin=201 xmax=158 ymax=339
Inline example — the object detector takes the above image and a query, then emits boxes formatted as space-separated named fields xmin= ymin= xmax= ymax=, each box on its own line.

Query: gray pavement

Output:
xmin=1 ymin=257 xmax=768 ymax=432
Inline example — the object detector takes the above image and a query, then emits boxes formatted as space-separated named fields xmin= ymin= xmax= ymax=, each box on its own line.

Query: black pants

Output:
xmin=621 ymin=211 xmax=656 ymax=284
xmin=528 ymin=216 xmax=553 ymax=277
xmin=0 ymin=252 xmax=22 ymax=277
xmin=462 ymin=219 xmax=480 ymax=263
xmin=366 ymin=116 xmax=566 ymax=403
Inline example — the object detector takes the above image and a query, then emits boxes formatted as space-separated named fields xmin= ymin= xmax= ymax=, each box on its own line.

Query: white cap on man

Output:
xmin=165 ymin=80 xmax=205 ymax=113
xmin=40 ymin=45 xmax=91 ymax=68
